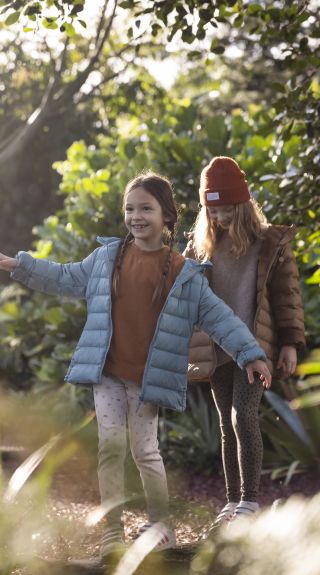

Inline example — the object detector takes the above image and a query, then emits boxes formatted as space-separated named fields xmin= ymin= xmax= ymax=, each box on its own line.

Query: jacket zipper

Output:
xmin=139 ymin=260 xmax=207 ymax=402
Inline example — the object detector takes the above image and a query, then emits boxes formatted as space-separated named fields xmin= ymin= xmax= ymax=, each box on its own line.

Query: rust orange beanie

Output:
xmin=199 ymin=156 xmax=250 ymax=206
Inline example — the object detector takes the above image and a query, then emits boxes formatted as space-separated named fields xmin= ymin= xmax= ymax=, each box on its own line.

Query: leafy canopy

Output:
xmin=0 ymin=0 xmax=86 ymax=33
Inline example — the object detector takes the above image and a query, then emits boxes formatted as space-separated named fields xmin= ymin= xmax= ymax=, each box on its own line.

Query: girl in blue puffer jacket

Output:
xmin=0 ymin=171 xmax=271 ymax=560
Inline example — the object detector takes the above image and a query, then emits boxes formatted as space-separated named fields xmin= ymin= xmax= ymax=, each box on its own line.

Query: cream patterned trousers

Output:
xmin=93 ymin=375 xmax=169 ymax=527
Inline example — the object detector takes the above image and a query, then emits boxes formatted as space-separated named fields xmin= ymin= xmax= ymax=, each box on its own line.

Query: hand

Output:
xmin=0 ymin=252 xmax=18 ymax=272
xmin=276 ymin=345 xmax=297 ymax=379
xmin=245 ymin=359 xmax=272 ymax=389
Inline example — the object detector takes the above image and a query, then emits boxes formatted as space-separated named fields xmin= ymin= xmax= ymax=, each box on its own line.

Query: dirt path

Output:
xmin=5 ymin=453 xmax=320 ymax=566
xmin=40 ymin=457 xmax=320 ymax=561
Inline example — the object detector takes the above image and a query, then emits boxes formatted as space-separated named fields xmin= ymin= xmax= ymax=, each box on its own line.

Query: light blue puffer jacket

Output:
xmin=11 ymin=237 xmax=266 ymax=412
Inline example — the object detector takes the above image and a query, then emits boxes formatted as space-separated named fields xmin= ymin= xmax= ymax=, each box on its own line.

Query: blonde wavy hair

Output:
xmin=192 ymin=199 xmax=267 ymax=260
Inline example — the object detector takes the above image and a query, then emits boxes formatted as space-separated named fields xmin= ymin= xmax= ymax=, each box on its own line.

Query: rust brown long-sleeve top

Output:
xmin=103 ymin=242 xmax=185 ymax=384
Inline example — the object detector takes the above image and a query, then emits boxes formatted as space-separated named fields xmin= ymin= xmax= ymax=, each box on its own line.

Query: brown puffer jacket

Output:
xmin=185 ymin=224 xmax=305 ymax=375
xmin=254 ymin=224 xmax=305 ymax=374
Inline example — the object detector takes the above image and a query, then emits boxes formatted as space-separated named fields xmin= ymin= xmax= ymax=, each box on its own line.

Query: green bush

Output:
xmin=0 ymin=96 xmax=319 ymax=428
xmin=160 ymin=385 xmax=221 ymax=472
xmin=260 ymin=349 xmax=320 ymax=481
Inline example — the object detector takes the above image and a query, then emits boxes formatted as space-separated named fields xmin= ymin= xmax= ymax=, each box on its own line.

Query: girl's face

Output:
xmin=124 ymin=186 xmax=166 ymax=251
xmin=207 ymin=205 xmax=235 ymax=229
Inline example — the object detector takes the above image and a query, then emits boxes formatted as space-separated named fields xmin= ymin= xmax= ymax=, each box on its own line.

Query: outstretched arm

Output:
xmin=0 ymin=249 xmax=99 ymax=298
xmin=0 ymin=253 xmax=18 ymax=272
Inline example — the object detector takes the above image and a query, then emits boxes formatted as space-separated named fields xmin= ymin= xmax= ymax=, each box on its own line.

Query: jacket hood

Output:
xmin=259 ymin=224 xmax=297 ymax=265
xmin=179 ymin=258 xmax=212 ymax=284
xmin=96 ymin=236 xmax=121 ymax=246
xmin=263 ymin=224 xmax=297 ymax=245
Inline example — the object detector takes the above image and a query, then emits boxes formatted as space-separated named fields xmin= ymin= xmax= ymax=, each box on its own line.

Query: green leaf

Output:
xmin=1 ymin=301 xmax=19 ymax=317
xmin=260 ymin=174 xmax=277 ymax=182
xmin=24 ymin=2 xmax=41 ymax=17
xmin=187 ymin=50 xmax=203 ymax=61
xmin=5 ymin=9 xmax=20 ymax=24
xmin=291 ymin=391 xmax=320 ymax=409
xmin=284 ymin=460 xmax=301 ymax=485
xmin=151 ymin=23 xmax=162 ymax=36
xmin=297 ymin=375 xmax=320 ymax=388
xmin=181 ymin=27 xmax=194 ymax=43
xmin=296 ymin=361 xmax=320 ymax=375
xmin=264 ymin=390 xmax=312 ymax=447
xmin=63 ymin=21 xmax=76 ymax=36
xmin=211 ymin=45 xmax=225 ymax=55
xmin=42 ymin=17 xmax=58 ymax=29
xmin=43 ymin=306 xmax=65 ymax=326
xmin=4 ymin=435 xmax=61 ymax=502
xmin=23 ymin=342 xmax=51 ymax=357
xmin=306 ymin=268 xmax=320 ymax=285
xmin=247 ymin=3 xmax=262 ymax=15
xmin=234 ymin=14 xmax=243 ymax=28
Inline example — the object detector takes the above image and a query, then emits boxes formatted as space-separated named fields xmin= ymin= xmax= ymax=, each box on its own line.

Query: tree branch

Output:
xmin=55 ymin=36 xmax=70 ymax=78
xmin=95 ymin=0 xmax=110 ymax=46
xmin=0 ymin=0 xmax=128 ymax=166
xmin=74 ymin=62 xmax=131 ymax=105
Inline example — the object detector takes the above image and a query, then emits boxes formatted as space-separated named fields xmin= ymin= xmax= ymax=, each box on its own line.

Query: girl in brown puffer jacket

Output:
xmin=184 ymin=156 xmax=305 ymax=527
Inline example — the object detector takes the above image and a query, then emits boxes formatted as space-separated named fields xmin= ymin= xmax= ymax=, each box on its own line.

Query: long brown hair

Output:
xmin=192 ymin=199 xmax=267 ymax=260
xmin=112 ymin=171 xmax=179 ymax=302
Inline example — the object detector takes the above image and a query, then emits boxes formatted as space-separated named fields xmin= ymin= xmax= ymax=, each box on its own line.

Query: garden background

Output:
xmin=0 ymin=1 xmax=319 ymax=574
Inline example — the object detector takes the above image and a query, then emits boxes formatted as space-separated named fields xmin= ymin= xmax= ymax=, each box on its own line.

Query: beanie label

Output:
xmin=206 ymin=192 xmax=220 ymax=201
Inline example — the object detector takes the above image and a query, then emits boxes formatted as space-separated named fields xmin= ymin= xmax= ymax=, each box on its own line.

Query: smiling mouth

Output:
xmin=132 ymin=224 xmax=147 ymax=229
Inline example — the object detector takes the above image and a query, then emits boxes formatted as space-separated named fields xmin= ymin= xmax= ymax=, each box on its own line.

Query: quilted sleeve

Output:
xmin=10 ymin=248 xmax=100 ymax=298
xmin=269 ymin=243 xmax=306 ymax=349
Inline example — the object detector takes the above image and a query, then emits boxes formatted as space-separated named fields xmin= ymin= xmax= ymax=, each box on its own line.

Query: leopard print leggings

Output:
xmin=210 ymin=362 xmax=264 ymax=502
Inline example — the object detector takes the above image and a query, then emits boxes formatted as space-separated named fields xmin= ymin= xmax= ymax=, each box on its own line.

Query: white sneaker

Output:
xmin=136 ymin=522 xmax=176 ymax=551
xmin=214 ymin=502 xmax=238 ymax=525
xmin=203 ymin=502 xmax=238 ymax=538
xmin=100 ymin=526 xmax=126 ymax=558
xmin=232 ymin=501 xmax=260 ymax=521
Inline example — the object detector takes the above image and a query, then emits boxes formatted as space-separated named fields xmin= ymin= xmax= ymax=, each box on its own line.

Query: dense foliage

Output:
xmin=0 ymin=0 xmax=85 ymax=32
xmin=0 ymin=97 xmax=319 ymax=441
